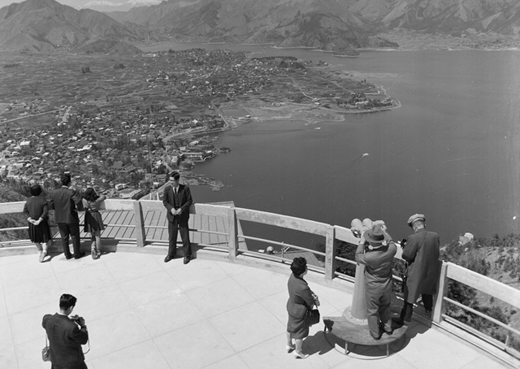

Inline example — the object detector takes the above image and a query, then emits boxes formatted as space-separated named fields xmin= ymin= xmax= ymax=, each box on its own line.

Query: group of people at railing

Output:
xmin=355 ymin=213 xmax=440 ymax=338
xmin=24 ymin=173 xmax=106 ymax=262
xmin=286 ymin=213 xmax=440 ymax=357
xmin=24 ymin=170 xmax=195 ymax=266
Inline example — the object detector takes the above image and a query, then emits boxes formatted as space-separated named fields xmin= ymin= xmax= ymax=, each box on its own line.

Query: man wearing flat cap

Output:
xmin=49 ymin=173 xmax=85 ymax=259
xmin=355 ymin=223 xmax=397 ymax=340
xmin=395 ymin=214 xmax=441 ymax=325
xmin=163 ymin=171 xmax=193 ymax=264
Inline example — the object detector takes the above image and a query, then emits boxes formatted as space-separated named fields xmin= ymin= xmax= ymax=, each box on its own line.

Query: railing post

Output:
xmin=433 ymin=261 xmax=449 ymax=324
xmin=324 ymin=225 xmax=336 ymax=281
xmin=133 ymin=201 xmax=146 ymax=247
xmin=505 ymin=324 xmax=512 ymax=347
xmin=227 ymin=207 xmax=238 ymax=259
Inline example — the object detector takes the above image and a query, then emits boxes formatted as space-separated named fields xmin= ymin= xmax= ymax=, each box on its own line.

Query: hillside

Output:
xmin=1 ymin=0 xmax=519 ymax=53
xmin=107 ymin=0 xmax=520 ymax=49
xmin=0 ymin=0 xmax=159 ymax=52
xmin=442 ymin=235 xmax=520 ymax=350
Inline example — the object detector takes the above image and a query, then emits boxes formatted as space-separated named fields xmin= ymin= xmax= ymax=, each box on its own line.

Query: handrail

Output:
xmin=0 ymin=199 xmax=518 ymax=363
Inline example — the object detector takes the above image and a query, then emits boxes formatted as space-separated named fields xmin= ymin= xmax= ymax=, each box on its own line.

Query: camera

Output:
xmin=400 ymin=238 xmax=407 ymax=248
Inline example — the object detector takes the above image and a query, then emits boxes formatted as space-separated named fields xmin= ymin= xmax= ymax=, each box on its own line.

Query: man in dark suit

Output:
xmin=42 ymin=294 xmax=89 ymax=369
xmin=395 ymin=213 xmax=441 ymax=325
xmin=163 ymin=171 xmax=193 ymax=264
xmin=49 ymin=173 xmax=85 ymax=259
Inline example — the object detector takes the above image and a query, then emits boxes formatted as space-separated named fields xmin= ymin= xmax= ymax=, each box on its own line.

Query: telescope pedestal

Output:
xmin=322 ymin=263 xmax=407 ymax=357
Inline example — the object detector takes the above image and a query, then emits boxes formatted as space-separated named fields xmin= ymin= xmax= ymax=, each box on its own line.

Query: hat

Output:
xmin=407 ymin=213 xmax=425 ymax=227
xmin=169 ymin=171 xmax=180 ymax=180
xmin=363 ymin=224 xmax=386 ymax=246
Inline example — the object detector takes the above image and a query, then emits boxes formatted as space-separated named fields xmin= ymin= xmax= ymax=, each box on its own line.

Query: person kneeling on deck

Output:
xmin=355 ymin=223 xmax=397 ymax=340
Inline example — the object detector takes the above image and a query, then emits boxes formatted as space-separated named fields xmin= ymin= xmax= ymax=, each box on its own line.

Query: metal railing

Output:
xmin=0 ymin=199 xmax=519 ymax=364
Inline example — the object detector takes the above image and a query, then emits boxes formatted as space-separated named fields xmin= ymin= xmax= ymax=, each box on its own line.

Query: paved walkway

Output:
xmin=0 ymin=251 xmax=508 ymax=369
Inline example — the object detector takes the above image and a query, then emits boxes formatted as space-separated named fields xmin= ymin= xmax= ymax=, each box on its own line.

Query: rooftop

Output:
xmin=0 ymin=251 xmax=508 ymax=369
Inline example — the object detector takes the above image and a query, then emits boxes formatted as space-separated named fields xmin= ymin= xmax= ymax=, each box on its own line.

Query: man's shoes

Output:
xmin=370 ymin=334 xmax=382 ymax=341
xmin=74 ymin=252 xmax=86 ymax=259
xmin=293 ymin=351 xmax=309 ymax=359
xmin=425 ymin=309 xmax=432 ymax=314
xmin=381 ymin=322 xmax=393 ymax=335
xmin=65 ymin=254 xmax=73 ymax=260
xmin=164 ymin=254 xmax=175 ymax=263
xmin=183 ymin=256 xmax=192 ymax=265
xmin=392 ymin=317 xmax=410 ymax=328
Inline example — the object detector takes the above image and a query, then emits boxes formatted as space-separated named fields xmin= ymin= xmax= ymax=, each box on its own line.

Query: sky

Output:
xmin=0 ymin=0 xmax=161 ymax=9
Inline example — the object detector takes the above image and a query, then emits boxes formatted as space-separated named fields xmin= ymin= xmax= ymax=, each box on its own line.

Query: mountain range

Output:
xmin=83 ymin=0 xmax=162 ymax=13
xmin=1 ymin=0 xmax=519 ymax=53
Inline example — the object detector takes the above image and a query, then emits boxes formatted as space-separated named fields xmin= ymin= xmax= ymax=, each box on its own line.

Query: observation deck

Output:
xmin=0 ymin=199 xmax=518 ymax=369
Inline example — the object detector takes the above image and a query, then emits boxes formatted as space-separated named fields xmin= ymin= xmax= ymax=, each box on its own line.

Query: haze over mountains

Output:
xmin=0 ymin=0 xmax=519 ymax=52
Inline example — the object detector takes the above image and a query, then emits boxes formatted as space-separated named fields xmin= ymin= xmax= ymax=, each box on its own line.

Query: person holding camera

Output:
xmin=394 ymin=214 xmax=441 ymax=326
xmin=42 ymin=294 xmax=89 ymax=369
xmin=355 ymin=223 xmax=397 ymax=340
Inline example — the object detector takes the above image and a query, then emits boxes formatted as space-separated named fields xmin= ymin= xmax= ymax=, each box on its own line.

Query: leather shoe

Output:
xmin=183 ymin=256 xmax=192 ymax=265
xmin=381 ymin=322 xmax=393 ymax=335
xmin=392 ymin=317 xmax=410 ymax=327
xmin=293 ymin=351 xmax=309 ymax=359
xmin=370 ymin=334 xmax=382 ymax=341
xmin=164 ymin=254 xmax=175 ymax=263
xmin=74 ymin=252 xmax=86 ymax=259
xmin=65 ymin=254 xmax=73 ymax=260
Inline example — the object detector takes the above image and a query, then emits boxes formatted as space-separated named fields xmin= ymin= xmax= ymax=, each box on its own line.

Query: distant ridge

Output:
xmin=0 ymin=0 xmax=160 ymax=52
xmin=1 ymin=0 xmax=519 ymax=53
xmin=83 ymin=0 xmax=163 ymax=13
xmin=109 ymin=0 xmax=520 ymax=49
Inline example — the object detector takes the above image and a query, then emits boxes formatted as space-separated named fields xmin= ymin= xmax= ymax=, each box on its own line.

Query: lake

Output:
xmin=143 ymin=43 xmax=520 ymax=247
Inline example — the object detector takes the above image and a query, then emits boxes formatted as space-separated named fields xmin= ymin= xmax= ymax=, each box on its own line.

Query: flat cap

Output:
xmin=407 ymin=213 xmax=425 ymax=227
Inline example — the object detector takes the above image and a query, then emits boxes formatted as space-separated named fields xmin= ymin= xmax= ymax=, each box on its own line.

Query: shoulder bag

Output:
xmin=304 ymin=305 xmax=320 ymax=326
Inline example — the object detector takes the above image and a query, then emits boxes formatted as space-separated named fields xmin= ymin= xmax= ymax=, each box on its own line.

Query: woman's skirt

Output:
xmin=287 ymin=300 xmax=309 ymax=339
xmin=84 ymin=210 xmax=105 ymax=233
xmin=28 ymin=221 xmax=51 ymax=243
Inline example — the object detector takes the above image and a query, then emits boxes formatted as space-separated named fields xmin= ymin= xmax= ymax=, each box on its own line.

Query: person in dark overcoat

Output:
xmin=42 ymin=294 xmax=89 ymax=369
xmin=286 ymin=257 xmax=319 ymax=359
xmin=356 ymin=223 xmax=397 ymax=339
xmin=49 ymin=173 xmax=85 ymax=259
xmin=162 ymin=171 xmax=193 ymax=264
xmin=395 ymin=213 xmax=441 ymax=325
xmin=24 ymin=183 xmax=52 ymax=262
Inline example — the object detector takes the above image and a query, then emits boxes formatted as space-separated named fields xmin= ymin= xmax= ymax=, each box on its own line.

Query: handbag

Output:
xmin=42 ymin=336 xmax=50 ymax=362
xmin=304 ymin=308 xmax=320 ymax=326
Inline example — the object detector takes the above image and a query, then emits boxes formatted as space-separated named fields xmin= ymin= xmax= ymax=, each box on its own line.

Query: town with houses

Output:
xmin=0 ymin=48 xmax=397 ymax=199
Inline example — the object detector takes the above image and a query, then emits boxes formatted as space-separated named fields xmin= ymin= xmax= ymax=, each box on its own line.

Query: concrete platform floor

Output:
xmin=0 ymin=251 xmax=509 ymax=369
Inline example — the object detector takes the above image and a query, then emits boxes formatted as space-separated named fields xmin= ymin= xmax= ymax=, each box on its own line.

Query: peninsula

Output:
xmin=0 ymin=48 xmax=398 ymax=196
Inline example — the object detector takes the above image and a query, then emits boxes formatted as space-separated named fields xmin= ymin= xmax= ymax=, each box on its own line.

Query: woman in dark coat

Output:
xmin=82 ymin=188 xmax=106 ymax=259
xmin=24 ymin=183 xmax=52 ymax=262
xmin=286 ymin=257 xmax=319 ymax=359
